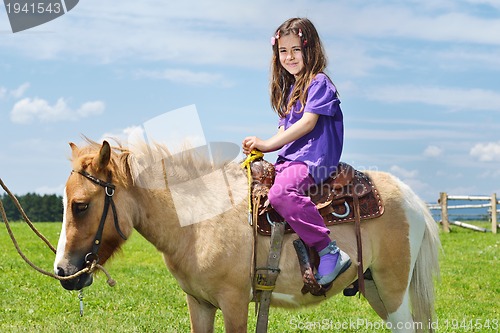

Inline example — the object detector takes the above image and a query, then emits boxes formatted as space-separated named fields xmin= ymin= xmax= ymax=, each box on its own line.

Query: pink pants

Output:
xmin=268 ymin=161 xmax=331 ymax=251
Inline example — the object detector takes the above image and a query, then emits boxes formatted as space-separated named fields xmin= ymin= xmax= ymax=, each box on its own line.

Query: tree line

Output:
xmin=0 ymin=193 xmax=63 ymax=222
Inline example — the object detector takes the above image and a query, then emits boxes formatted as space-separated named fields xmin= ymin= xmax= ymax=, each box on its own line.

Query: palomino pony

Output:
xmin=54 ymin=139 xmax=440 ymax=333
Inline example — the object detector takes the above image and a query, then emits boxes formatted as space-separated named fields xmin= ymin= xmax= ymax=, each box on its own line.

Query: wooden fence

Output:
xmin=428 ymin=192 xmax=498 ymax=234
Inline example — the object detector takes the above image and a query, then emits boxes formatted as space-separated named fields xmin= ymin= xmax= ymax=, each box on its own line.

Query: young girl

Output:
xmin=242 ymin=17 xmax=351 ymax=286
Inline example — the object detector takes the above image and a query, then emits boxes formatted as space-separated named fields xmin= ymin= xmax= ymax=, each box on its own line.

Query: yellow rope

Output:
xmin=240 ymin=150 xmax=264 ymax=225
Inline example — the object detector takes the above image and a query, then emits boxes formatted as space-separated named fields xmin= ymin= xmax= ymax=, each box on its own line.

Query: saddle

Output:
xmin=249 ymin=159 xmax=384 ymax=235
xmin=248 ymin=158 xmax=384 ymax=297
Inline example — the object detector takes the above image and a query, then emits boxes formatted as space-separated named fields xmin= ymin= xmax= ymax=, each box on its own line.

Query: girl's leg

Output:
xmin=268 ymin=161 xmax=351 ymax=284
xmin=268 ymin=161 xmax=330 ymax=251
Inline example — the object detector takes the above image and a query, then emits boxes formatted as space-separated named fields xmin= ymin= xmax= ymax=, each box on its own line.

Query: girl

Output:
xmin=242 ymin=17 xmax=351 ymax=286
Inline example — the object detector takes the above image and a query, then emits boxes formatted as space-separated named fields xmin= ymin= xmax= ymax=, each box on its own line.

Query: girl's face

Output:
xmin=278 ymin=34 xmax=304 ymax=78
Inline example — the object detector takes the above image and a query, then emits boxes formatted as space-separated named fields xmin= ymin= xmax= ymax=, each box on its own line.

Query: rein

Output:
xmin=0 ymin=177 xmax=117 ymax=287
xmin=73 ymin=170 xmax=127 ymax=264
xmin=240 ymin=150 xmax=264 ymax=225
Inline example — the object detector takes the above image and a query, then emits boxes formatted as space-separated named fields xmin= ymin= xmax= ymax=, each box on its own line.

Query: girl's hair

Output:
xmin=270 ymin=18 xmax=335 ymax=118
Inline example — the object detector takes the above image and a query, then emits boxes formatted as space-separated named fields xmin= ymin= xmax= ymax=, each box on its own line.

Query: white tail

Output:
xmin=409 ymin=200 xmax=441 ymax=332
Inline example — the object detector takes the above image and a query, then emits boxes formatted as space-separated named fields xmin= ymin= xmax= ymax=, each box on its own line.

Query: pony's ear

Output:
xmin=69 ymin=142 xmax=79 ymax=160
xmin=92 ymin=141 xmax=111 ymax=172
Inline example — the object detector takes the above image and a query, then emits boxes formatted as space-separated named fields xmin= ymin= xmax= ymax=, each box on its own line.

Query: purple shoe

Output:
xmin=316 ymin=241 xmax=351 ymax=286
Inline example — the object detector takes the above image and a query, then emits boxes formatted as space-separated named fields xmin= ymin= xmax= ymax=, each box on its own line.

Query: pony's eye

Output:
xmin=72 ymin=202 xmax=89 ymax=216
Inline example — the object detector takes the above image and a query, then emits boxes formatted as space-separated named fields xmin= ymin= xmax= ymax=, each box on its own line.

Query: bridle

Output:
xmin=72 ymin=170 xmax=128 ymax=265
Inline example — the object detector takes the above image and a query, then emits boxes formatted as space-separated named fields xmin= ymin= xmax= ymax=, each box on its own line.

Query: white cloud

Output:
xmin=124 ymin=125 xmax=143 ymax=137
xmin=424 ymin=145 xmax=443 ymax=157
xmin=101 ymin=126 xmax=143 ymax=144
xmin=462 ymin=0 xmax=500 ymax=10
xmin=346 ymin=128 xmax=474 ymax=141
xmin=2 ymin=1 xmax=499 ymax=70
xmin=437 ymin=48 xmax=500 ymax=70
xmin=390 ymin=165 xmax=419 ymax=178
xmin=401 ymin=178 xmax=430 ymax=196
xmin=0 ymin=1 xmax=271 ymax=68
xmin=135 ymin=68 xmax=233 ymax=87
xmin=0 ymin=83 xmax=30 ymax=100
xmin=365 ymin=85 xmax=500 ymax=111
xmin=470 ymin=141 xmax=500 ymax=161
xmin=478 ymin=169 xmax=500 ymax=179
xmin=10 ymin=97 xmax=105 ymax=124
xmin=10 ymin=82 xmax=30 ymax=98
xmin=324 ymin=2 xmax=500 ymax=46
xmin=77 ymin=101 xmax=105 ymax=117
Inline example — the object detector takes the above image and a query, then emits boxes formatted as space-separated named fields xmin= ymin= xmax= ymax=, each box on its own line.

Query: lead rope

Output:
xmin=0 ymin=178 xmax=117 ymax=315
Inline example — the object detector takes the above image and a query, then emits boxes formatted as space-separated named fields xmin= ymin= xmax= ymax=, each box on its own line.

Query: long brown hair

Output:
xmin=270 ymin=18 xmax=334 ymax=118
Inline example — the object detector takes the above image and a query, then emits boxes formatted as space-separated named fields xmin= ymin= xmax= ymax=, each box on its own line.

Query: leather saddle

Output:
xmin=249 ymin=159 xmax=384 ymax=236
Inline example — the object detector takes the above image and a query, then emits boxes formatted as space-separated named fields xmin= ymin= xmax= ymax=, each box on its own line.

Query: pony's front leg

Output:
xmin=219 ymin=289 xmax=251 ymax=333
xmin=186 ymin=294 xmax=217 ymax=333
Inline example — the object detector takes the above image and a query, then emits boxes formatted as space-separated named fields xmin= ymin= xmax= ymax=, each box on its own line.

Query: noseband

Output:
xmin=72 ymin=170 xmax=128 ymax=264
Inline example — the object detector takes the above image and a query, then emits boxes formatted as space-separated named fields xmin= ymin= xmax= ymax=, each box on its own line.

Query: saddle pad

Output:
xmin=252 ymin=163 xmax=384 ymax=236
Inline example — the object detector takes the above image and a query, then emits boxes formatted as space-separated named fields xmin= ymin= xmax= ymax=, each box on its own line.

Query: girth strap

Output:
xmin=255 ymin=221 xmax=285 ymax=333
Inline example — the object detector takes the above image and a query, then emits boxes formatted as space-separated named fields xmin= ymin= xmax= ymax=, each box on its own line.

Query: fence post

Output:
xmin=440 ymin=192 xmax=450 ymax=233
xmin=491 ymin=193 xmax=497 ymax=234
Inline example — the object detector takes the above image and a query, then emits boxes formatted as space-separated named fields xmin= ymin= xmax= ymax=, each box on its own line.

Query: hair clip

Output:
xmin=298 ymin=29 xmax=308 ymax=46
xmin=270 ymin=31 xmax=280 ymax=46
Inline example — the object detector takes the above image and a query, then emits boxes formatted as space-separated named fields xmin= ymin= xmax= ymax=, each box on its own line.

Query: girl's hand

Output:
xmin=242 ymin=136 xmax=264 ymax=155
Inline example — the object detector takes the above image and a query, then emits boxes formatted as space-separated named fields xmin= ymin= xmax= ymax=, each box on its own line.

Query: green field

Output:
xmin=0 ymin=222 xmax=498 ymax=332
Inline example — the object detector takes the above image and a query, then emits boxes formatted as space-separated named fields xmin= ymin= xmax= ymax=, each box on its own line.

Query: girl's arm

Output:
xmin=242 ymin=112 xmax=319 ymax=154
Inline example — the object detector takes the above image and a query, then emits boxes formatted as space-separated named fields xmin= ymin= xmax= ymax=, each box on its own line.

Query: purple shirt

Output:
xmin=277 ymin=73 xmax=343 ymax=184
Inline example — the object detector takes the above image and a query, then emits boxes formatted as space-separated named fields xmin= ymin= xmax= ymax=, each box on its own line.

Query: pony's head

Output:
xmin=54 ymin=140 xmax=134 ymax=290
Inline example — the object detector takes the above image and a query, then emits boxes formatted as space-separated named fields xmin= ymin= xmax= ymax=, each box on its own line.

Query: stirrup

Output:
xmin=315 ymin=241 xmax=351 ymax=286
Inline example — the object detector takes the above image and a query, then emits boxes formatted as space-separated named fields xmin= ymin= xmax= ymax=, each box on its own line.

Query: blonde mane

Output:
xmin=73 ymin=137 xmax=244 ymax=192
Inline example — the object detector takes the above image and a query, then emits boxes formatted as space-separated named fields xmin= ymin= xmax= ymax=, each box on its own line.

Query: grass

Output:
xmin=0 ymin=221 xmax=498 ymax=332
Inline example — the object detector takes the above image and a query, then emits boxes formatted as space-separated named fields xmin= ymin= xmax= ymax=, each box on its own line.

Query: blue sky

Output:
xmin=1 ymin=0 xmax=499 ymax=203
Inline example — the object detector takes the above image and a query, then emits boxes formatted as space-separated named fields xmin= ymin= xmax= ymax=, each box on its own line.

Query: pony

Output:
xmin=54 ymin=139 xmax=440 ymax=333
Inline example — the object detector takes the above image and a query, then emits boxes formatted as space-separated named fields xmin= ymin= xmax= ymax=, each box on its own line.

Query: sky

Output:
xmin=1 ymin=0 xmax=500 ymax=203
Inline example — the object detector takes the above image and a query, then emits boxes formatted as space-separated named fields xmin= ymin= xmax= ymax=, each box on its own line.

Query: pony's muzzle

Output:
xmin=55 ymin=263 xmax=94 ymax=290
